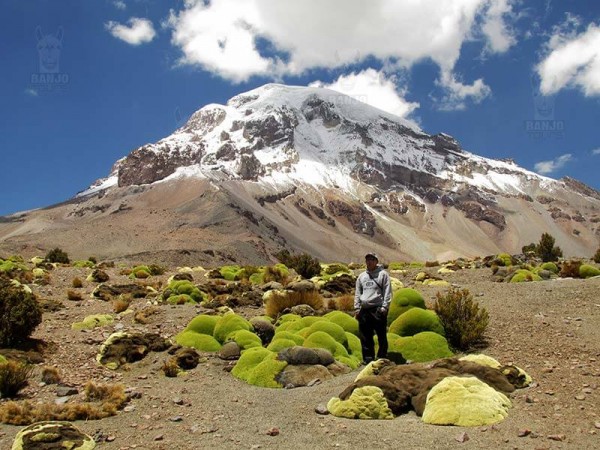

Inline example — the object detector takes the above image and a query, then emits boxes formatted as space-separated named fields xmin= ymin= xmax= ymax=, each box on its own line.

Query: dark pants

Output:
xmin=357 ymin=308 xmax=388 ymax=361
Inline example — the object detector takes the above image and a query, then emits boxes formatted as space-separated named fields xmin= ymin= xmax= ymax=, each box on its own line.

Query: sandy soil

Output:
xmin=1 ymin=265 xmax=600 ymax=450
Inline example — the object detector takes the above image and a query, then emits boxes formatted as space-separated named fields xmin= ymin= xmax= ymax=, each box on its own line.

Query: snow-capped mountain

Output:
xmin=2 ymin=84 xmax=599 ymax=263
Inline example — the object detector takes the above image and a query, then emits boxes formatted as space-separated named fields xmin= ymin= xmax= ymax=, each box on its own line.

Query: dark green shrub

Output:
xmin=594 ymin=248 xmax=600 ymax=264
xmin=433 ymin=287 xmax=488 ymax=351
xmin=536 ymin=233 xmax=563 ymax=262
xmin=521 ymin=243 xmax=536 ymax=254
xmin=276 ymin=250 xmax=321 ymax=279
xmin=0 ymin=360 xmax=33 ymax=398
xmin=0 ymin=280 xmax=42 ymax=347
xmin=148 ymin=264 xmax=166 ymax=276
xmin=44 ymin=248 xmax=70 ymax=264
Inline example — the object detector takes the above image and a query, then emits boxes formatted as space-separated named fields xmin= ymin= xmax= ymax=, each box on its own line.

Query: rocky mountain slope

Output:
xmin=1 ymin=84 xmax=599 ymax=263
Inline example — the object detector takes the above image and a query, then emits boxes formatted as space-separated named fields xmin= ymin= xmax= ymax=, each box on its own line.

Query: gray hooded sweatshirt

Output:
xmin=354 ymin=265 xmax=392 ymax=310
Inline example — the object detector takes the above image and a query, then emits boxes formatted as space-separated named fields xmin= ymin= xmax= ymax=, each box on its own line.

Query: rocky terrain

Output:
xmin=1 ymin=259 xmax=600 ymax=450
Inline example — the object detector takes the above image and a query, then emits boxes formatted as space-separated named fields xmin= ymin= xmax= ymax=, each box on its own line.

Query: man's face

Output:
xmin=365 ymin=257 xmax=378 ymax=271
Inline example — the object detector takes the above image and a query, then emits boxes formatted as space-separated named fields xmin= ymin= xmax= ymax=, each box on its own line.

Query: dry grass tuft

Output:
xmin=71 ymin=277 xmax=83 ymax=288
xmin=134 ymin=306 xmax=161 ymax=324
xmin=162 ymin=358 xmax=180 ymax=377
xmin=265 ymin=290 xmax=323 ymax=318
xmin=112 ymin=294 xmax=132 ymax=313
xmin=0 ymin=381 xmax=128 ymax=425
xmin=0 ymin=360 xmax=32 ymax=398
xmin=41 ymin=366 xmax=61 ymax=385
xmin=66 ymin=290 xmax=83 ymax=301
xmin=334 ymin=294 xmax=355 ymax=312
xmin=559 ymin=260 xmax=582 ymax=278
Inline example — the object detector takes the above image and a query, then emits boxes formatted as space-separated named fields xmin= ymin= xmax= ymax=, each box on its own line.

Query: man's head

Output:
xmin=365 ymin=252 xmax=378 ymax=271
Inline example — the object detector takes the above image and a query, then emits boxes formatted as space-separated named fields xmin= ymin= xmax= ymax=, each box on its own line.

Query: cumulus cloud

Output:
xmin=537 ymin=21 xmax=600 ymax=96
xmin=105 ymin=18 xmax=156 ymax=45
xmin=435 ymin=71 xmax=492 ymax=111
xmin=309 ymin=69 xmax=420 ymax=122
xmin=166 ymin=0 xmax=516 ymax=103
xmin=113 ymin=0 xmax=126 ymax=10
xmin=534 ymin=153 xmax=573 ymax=175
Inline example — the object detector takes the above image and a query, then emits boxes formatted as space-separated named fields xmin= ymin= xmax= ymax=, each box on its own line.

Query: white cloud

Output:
xmin=592 ymin=148 xmax=600 ymax=155
xmin=534 ymin=153 xmax=573 ymax=175
xmin=309 ymin=69 xmax=420 ymax=122
xmin=481 ymin=0 xmax=517 ymax=53
xmin=105 ymin=18 xmax=156 ymax=46
xmin=435 ymin=70 xmax=492 ymax=111
xmin=166 ymin=0 xmax=517 ymax=101
xmin=113 ymin=1 xmax=126 ymax=10
xmin=537 ymin=22 xmax=600 ymax=96
xmin=24 ymin=88 xmax=38 ymax=97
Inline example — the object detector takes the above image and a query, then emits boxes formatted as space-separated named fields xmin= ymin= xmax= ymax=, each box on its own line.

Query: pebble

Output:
xmin=169 ymin=416 xmax=183 ymax=422
xmin=575 ymin=395 xmax=586 ymax=401
xmin=455 ymin=432 xmax=469 ymax=443
xmin=594 ymin=422 xmax=600 ymax=429
xmin=266 ymin=427 xmax=280 ymax=436
xmin=153 ymin=434 xmax=164 ymax=441
xmin=315 ymin=404 xmax=329 ymax=415
xmin=547 ymin=434 xmax=566 ymax=441
xmin=173 ymin=397 xmax=184 ymax=405
xmin=518 ymin=429 xmax=531 ymax=437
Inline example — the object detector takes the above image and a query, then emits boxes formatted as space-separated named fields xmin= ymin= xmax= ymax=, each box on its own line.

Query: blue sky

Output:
xmin=1 ymin=0 xmax=599 ymax=216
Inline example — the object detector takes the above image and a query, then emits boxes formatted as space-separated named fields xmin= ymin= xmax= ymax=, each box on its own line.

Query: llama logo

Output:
xmin=31 ymin=26 xmax=69 ymax=91
xmin=524 ymin=74 xmax=564 ymax=139
xmin=36 ymin=26 xmax=63 ymax=73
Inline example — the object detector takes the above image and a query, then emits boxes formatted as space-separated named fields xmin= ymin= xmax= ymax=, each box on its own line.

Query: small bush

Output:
xmin=265 ymin=290 xmax=323 ymax=318
xmin=334 ymin=294 xmax=355 ymax=311
xmin=112 ymin=295 xmax=131 ymax=313
xmin=0 ymin=279 xmax=43 ymax=347
xmin=536 ymin=232 xmax=563 ymax=262
xmin=66 ymin=290 xmax=83 ymax=301
xmin=276 ymin=250 xmax=321 ymax=279
xmin=559 ymin=260 xmax=582 ymax=278
xmin=521 ymin=243 xmax=536 ymax=254
xmin=0 ymin=360 xmax=32 ymax=398
xmin=44 ymin=248 xmax=70 ymax=264
xmin=433 ymin=287 xmax=489 ymax=351
xmin=594 ymin=248 xmax=600 ymax=264
xmin=72 ymin=277 xmax=83 ymax=288
xmin=41 ymin=367 xmax=61 ymax=385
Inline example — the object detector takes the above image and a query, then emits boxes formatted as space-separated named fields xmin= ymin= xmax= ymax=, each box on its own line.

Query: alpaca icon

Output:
xmin=36 ymin=26 xmax=63 ymax=73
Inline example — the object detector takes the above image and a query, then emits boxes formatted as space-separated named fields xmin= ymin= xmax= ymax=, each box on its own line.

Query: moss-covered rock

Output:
xmin=327 ymin=385 xmax=394 ymax=420
xmin=323 ymin=311 xmax=359 ymax=336
xmin=394 ymin=331 xmax=453 ymax=362
xmin=459 ymin=354 xmax=501 ymax=369
xmin=226 ymin=329 xmax=262 ymax=350
xmin=303 ymin=321 xmax=347 ymax=346
xmin=267 ymin=338 xmax=298 ymax=352
xmin=175 ymin=330 xmax=222 ymax=352
xmin=213 ymin=313 xmax=253 ymax=344
xmin=72 ymin=314 xmax=114 ymax=330
xmin=0 ymin=354 xmax=6 ymax=363
xmin=540 ymin=262 xmax=559 ymax=274
xmin=303 ymin=331 xmax=338 ymax=355
xmin=509 ymin=269 xmax=542 ymax=283
xmin=73 ymin=260 xmax=95 ymax=268
xmin=97 ymin=331 xmax=171 ymax=370
xmin=129 ymin=265 xmax=152 ymax=279
xmin=275 ymin=319 xmax=307 ymax=335
xmin=423 ymin=279 xmax=450 ymax=287
xmin=185 ymin=314 xmax=219 ymax=335
xmin=219 ymin=265 xmax=245 ymax=281
xmin=231 ymin=347 xmax=287 ymax=388
xmin=272 ymin=330 xmax=304 ymax=346
xmin=389 ymin=308 xmax=445 ymax=337
xmin=422 ymin=376 xmax=511 ymax=426
xmin=11 ymin=421 xmax=96 ymax=450
xmin=163 ymin=280 xmax=206 ymax=304
xmin=579 ymin=264 xmax=600 ymax=278
xmin=387 ymin=288 xmax=426 ymax=325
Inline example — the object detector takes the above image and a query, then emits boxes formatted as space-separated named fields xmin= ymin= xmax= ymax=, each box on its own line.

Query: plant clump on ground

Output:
xmin=44 ymin=247 xmax=70 ymax=264
xmin=433 ymin=287 xmax=489 ymax=351
xmin=0 ymin=278 xmax=42 ymax=347
xmin=275 ymin=250 xmax=321 ymax=279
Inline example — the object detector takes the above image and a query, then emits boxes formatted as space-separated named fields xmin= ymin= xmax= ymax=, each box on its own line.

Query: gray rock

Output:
xmin=276 ymin=364 xmax=333 ymax=388
xmin=55 ymin=385 xmax=78 ymax=397
xmin=218 ymin=341 xmax=241 ymax=360
xmin=286 ymin=280 xmax=317 ymax=292
xmin=278 ymin=346 xmax=334 ymax=366
xmin=289 ymin=304 xmax=316 ymax=317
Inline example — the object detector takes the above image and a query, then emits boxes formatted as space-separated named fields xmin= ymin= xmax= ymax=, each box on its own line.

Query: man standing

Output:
xmin=354 ymin=252 xmax=392 ymax=364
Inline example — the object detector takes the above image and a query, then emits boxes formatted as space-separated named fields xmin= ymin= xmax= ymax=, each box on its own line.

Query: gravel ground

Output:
xmin=1 ymin=265 xmax=599 ymax=450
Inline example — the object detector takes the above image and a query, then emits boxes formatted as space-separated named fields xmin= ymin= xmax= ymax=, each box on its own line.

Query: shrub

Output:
xmin=388 ymin=308 xmax=445 ymax=337
xmin=264 ymin=290 xmax=324 ymax=318
xmin=540 ymin=262 xmax=559 ymax=274
xmin=433 ymin=288 xmax=489 ymax=351
xmin=594 ymin=248 xmax=600 ymax=264
xmin=67 ymin=290 xmax=83 ymax=301
xmin=387 ymin=288 xmax=426 ymax=325
xmin=0 ymin=279 xmax=42 ymax=347
xmin=559 ymin=260 xmax=582 ymax=278
xmin=44 ymin=248 xmax=70 ymax=264
xmin=392 ymin=332 xmax=453 ymax=362
xmin=536 ymin=232 xmax=563 ymax=262
xmin=333 ymin=294 xmax=354 ymax=312
xmin=0 ymin=360 xmax=32 ymax=398
xmin=521 ymin=243 xmax=536 ymax=254
xmin=112 ymin=295 xmax=131 ymax=313
xmin=71 ymin=277 xmax=83 ymax=288
xmin=41 ymin=367 xmax=61 ymax=385
xmin=276 ymin=250 xmax=321 ymax=279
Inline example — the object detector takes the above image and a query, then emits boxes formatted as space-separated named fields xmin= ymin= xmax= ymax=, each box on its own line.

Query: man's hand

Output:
xmin=376 ymin=307 xmax=388 ymax=319
xmin=353 ymin=308 xmax=361 ymax=318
